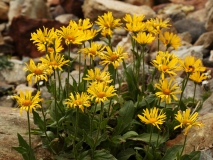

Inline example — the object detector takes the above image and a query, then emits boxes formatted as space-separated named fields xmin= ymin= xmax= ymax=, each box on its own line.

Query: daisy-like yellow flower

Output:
xmin=151 ymin=51 xmax=181 ymax=79
xmin=87 ymin=82 xmax=117 ymax=103
xmin=84 ymin=68 xmax=112 ymax=84
xmin=189 ymin=71 xmax=207 ymax=83
xmin=95 ymin=11 xmax=122 ymax=31
xmin=99 ymin=45 xmax=128 ymax=69
xmin=159 ymin=31 xmax=181 ymax=50
xmin=40 ymin=52 xmax=70 ymax=71
xmin=79 ymin=42 xmax=105 ymax=60
xmin=180 ymin=56 xmax=206 ymax=73
xmin=100 ymin=28 xmax=113 ymax=38
xmin=24 ymin=59 xmax=53 ymax=85
xmin=30 ymin=27 xmax=56 ymax=45
xmin=146 ymin=18 xmax=171 ymax=34
xmin=155 ymin=78 xmax=182 ymax=103
xmin=69 ymin=18 xmax=93 ymax=31
xmin=133 ymin=32 xmax=155 ymax=45
xmin=174 ymin=108 xmax=203 ymax=135
xmin=36 ymin=35 xmax=64 ymax=54
xmin=64 ymin=92 xmax=91 ymax=112
xmin=138 ymin=107 xmax=166 ymax=130
xmin=12 ymin=90 xmax=42 ymax=115
xmin=56 ymin=25 xmax=87 ymax=45
xmin=123 ymin=14 xmax=146 ymax=33
xmin=83 ymin=29 xmax=98 ymax=41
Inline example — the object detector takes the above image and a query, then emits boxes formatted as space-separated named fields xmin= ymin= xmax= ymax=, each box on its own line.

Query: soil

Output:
xmin=0 ymin=101 xmax=54 ymax=160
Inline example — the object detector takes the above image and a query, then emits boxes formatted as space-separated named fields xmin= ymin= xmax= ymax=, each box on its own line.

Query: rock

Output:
xmin=0 ymin=81 xmax=14 ymax=97
xmin=82 ymin=0 xmax=156 ymax=22
xmin=187 ymin=8 xmax=207 ymax=22
xmin=48 ymin=0 xmax=60 ymax=6
xmin=8 ymin=0 xmax=52 ymax=26
xmin=205 ymin=0 xmax=213 ymax=31
xmin=60 ymin=0 xmax=84 ymax=18
xmin=178 ymin=32 xmax=192 ymax=44
xmin=55 ymin=13 xmax=79 ymax=24
xmin=124 ymin=0 xmax=154 ymax=7
xmin=50 ymin=5 xmax=65 ymax=19
xmin=169 ymin=11 xmax=186 ymax=22
xmin=174 ymin=18 xmax=206 ymax=43
xmin=208 ymin=50 xmax=213 ymax=61
xmin=170 ymin=0 xmax=208 ymax=10
xmin=0 ymin=59 xmax=26 ymax=84
xmin=0 ymin=1 xmax=9 ymax=21
xmin=15 ymin=84 xmax=36 ymax=95
xmin=194 ymin=31 xmax=213 ymax=50
xmin=8 ymin=15 xmax=66 ymax=58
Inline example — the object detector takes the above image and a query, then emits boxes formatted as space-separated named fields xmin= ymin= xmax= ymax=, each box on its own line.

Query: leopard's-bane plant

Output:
xmin=159 ymin=31 xmax=181 ymax=50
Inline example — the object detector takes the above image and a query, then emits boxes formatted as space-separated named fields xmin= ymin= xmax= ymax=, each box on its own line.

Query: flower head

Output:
xmin=69 ymin=18 xmax=93 ymax=31
xmin=151 ymin=51 xmax=181 ymax=79
xmin=95 ymin=11 xmax=122 ymax=31
xmin=155 ymin=78 xmax=182 ymax=103
xmin=79 ymin=42 xmax=105 ymax=60
xmin=84 ymin=68 xmax=112 ymax=84
xmin=12 ymin=90 xmax=42 ymax=115
xmin=133 ymin=32 xmax=155 ymax=45
xmin=180 ymin=56 xmax=206 ymax=73
xmin=146 ymin=18 xmax=171 ymax=34
xmin=138 ymin=107 xmax=166 ymax=130
xmin=189 ymin=71 xmax=207 ymax=83
xmin=159 ymin=31 xmax=181 ymax=50
xmin=174 ymin=108 xmax=203 ymax=135
xmin=87 ymin=82 xmax=117 ymax=103
xmin=64 ymin=92 xmax=91 ymax=112
xmin=24 ymin=59 xmax=53 ymax=85
xmin=99 ymin=45 xmax=128 ymax=69
xmin=40 ymin=52 xmax=69 ymax=71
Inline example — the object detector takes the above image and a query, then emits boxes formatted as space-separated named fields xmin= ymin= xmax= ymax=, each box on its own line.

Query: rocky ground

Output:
xmin=1 ymin=0 xmax=213 ymax=159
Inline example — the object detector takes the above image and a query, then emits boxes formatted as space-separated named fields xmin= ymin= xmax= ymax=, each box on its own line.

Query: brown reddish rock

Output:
xmin=8 ymin=15 xmax=66 ymax=58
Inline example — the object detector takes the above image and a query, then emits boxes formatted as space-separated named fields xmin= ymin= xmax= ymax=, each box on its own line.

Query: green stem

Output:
xmin=56 ymin=69 xmax=62 ymax=99
xmin=67 ymin=44 xmax=71 ymax=97
xmin=54 ymin=70 xmax=59 ymax=137
xmin=193 ymin=83 xmax=197 ymax=104
xmin=73 ymin=107 xmax=79 ymax=159
xmin=79 ymin=51 xmax=81 ymax=85
xmin=141 ymin=45 xmax=146 ymax=93
xmin=180 ymin=135 xmax=187 ymax=156
xmin=27 ymin=110 xmax=32 ymax=159
xmin=90 ymin=103 xmax=97 ymax=136
xmin=178 ymin=73 xmax=190 ymax=110
xmin=145 ymin=125 xmax=153 ymax=160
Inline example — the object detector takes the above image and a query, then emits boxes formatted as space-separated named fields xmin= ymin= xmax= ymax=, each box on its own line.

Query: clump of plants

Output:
xmin=0 ymin=55 xmax=14 ymax=70
xmin=12 ymin=12 xmax=209 ymax=160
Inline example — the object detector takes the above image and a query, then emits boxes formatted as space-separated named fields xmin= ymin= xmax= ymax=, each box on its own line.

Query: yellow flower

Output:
xmin=64 ymin=92 xmax=91 ymax=112
xmin=87 ymin=82 xmax=117 ymax=103
xmin=133 ymin=32 xmax=155 ymax=45
xmin=180 ymin=56 xmax=206 ymax=73
xmin=174 ymin=109 xmax=203 ymax=135
xmin=84 ymin=68 xmax=112 ymax=84
xmin=146 ymin=18 xmax=171 ymax=34
xmin=151 ymin=51 xmax=181 ymax=79
xmin=123 ymin=14 xmax=146 ymax=33
xmin=36 ymin=35 xmax=64 ymax=54
xmin=83 ymin=29 xmax=98 ymax=41
xmin=138 ymin=107 xmax=166 ymax=130
xmin=56 ymin=25 xmax=87 ymax=45
xmin=12 ymin=90 xmax=42 ymax=115
xmin=79 ymin=42 xmax=105 ymax=60
xmin=159 ymin=31 xmax=181 ymax=50
xmin=95 ymin=11 xmax=122 ymax=31
xmin=155 ymin=78 xmax=182 ymax=103
xmin=100 ymin=28 xmax=113 ymax=37
xmin=24 ymin=59 xmax=53 ymax=85
xmin=40 ymin=52 xmax=70 ymax=71
xmin=30 ymin=27 xmax=56 ymax=45
xmin=99 ymin=45 xmax=128 ymax=69
xmin=69 ymin=18 xmax=93 ymax=31
xmin=189 ymin=71 xmax=207 ymax=83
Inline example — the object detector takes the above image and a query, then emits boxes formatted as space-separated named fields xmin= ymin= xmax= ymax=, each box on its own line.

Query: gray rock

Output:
xmin=194 ymin=31 xmax=213 ymax=50
xmin=82 ymin=0 xmax=156 ymax=21
xmin=55 ymin=13 xmax=79 ymax=24
xmin=205 ymin=0 xmax=213 ymax=31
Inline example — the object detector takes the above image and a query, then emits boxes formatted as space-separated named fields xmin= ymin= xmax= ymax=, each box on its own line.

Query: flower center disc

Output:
xmin=183 ymin=119 xmax=192 ymax=125
xmin=74 ymin=100 xmax=82 ymax=105
xmin=163 ymin=89 xmax=171 ymax=95
xmin=22 ymin=100 xmax=32 ymax=106
xmin=49 ymin=61 xmax=58 ymax=66
xmin=149 ymin=118 xmax=157 ymax=123
xmin=95 ymin=76 xmax=103 ymax=82
xmin=162 ymin=65 xmax=169 ymax=71
xmin=48 ymin=47 xmax=54 ymax=53
xmin=97 ymin=92 xmax=106 ymax=98
xmin=67 ymin=35 xmax=75 ymax=42
xmin=90 ymin=49 xmax=96 ymax=55
xmin=110 ymin=54 xmax=119 ymax=61
xmin=34 ymin=68 xmax=43 ymax=75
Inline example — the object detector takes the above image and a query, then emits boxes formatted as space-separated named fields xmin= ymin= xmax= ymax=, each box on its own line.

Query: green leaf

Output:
xmin=120 ymin=131 xmax=138 ymax=142
xmin=32 ymin=110 xmax=45 ymax=132
xmin=135 ymin=150 xmax=143 ymax=160
xmin=181 ymin=151 xmax=201 ymax=160
xmin=94 ymin=149 xmax=117 ymax=160
xmin=113 ymin=101 xmax=135 ymax=135
xmin=138 ymin=94 xmax=156 ymax=108
xmin=117 ymin=148 xmax=135 ymax=160
xmin=129 ymin=133 xmax=168 ymax=144
xmin=162 ymin=145 xmax=183 ymax=160
xmin=83 ymin=130 xmax=94 ymax=148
